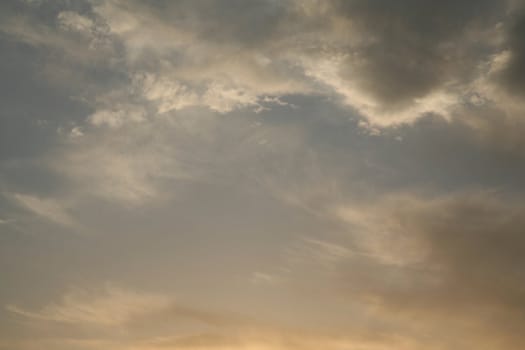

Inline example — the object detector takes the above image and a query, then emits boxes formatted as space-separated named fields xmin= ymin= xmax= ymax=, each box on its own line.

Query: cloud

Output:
xmin=57 ymin=11 xmax=94 ymax=34
xmin=84 ymin=0 xmax=311 ymax=116
xmin=497 ymin=6 xmax=525 ymax=95
xmin=337 ymin=0 xmax=503 ymax=99
xmin=4 ymin=0 xmax=522 ymax=129
xmin=11 ymin=193 xmax=76 ymax=227
xmin=6 ymin=284 xmax=170 ymax=326
xmin=4 ymin=283 xmax=420 ymax=350
xmin=2 ymin=2 xmax=525 ymax=350
xmin=333 ymin=190 xmax=525 ymax=348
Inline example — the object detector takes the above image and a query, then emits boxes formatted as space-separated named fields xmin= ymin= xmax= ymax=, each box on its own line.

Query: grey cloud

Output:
xmin=157 ymin=0 xmax=290 ymax=46
xmin=4 ymin=0 xmax=519 ymax=128
xmin=498 ymin=9 xmax=525 ymax=94
xmin=335 ymin=0 xmax=506 ymax=108
xmin=334 ymin=192 xmax=525 ymax=348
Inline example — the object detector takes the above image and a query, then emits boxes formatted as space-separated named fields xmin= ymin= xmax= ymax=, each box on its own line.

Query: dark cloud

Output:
xmin=335 ymin=0 xmax=505 ymax=107
xmin=103 ymin=0 xmax=291 ymax=48
xmin=499 ymin=9 xmax=525 ymax=94
xmin=336 ymin=192 xmax=525 ymax=348
xmin=171 ymin=0 xmax=289 ymax=46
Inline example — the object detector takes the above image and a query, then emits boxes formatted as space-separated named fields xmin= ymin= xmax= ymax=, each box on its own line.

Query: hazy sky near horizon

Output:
xmin=2 ymin=1 xmax=525 ymax=349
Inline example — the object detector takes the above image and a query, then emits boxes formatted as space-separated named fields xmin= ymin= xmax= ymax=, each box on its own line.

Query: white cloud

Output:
xmin=135 ymin=73 xmax=199 ymax=114
xmin=202 ymin=82 xmax=261 ymax=113
xmin=12 ymin=193 xmax=76 ymax=228
xmin=52 ymin=138 xmax=168 ymax=205
xmin=7 ymin=285 xmax=170 ymax=326
xmin=57 ymin=11 xmax=94 ymax=34
xmin=89 ymin=107 xmax=146 ymax=128
xmin=300 ymin=54 xmax=461 ymax=126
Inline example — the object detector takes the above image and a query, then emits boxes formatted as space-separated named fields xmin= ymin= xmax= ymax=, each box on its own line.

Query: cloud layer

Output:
xmin=2 ymin=1 xmax=525 ymax=349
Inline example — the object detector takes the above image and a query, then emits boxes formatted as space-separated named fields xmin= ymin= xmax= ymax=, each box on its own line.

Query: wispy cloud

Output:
xmin=6 ymin=285 xmax=170 ymax=326
xmin=2 ymin=1 xmax=525 ymax=349
xmin=12 ymin=193 xmax=77 ymax=228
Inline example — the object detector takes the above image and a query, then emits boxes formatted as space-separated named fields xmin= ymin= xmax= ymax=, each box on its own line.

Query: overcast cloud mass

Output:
xmin=1 ymin=1 xmax=525 ymax=349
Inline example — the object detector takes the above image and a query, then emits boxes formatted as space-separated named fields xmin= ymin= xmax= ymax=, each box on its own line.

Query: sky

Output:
xmin=1 ymin=0 xmax=525 ymax=349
